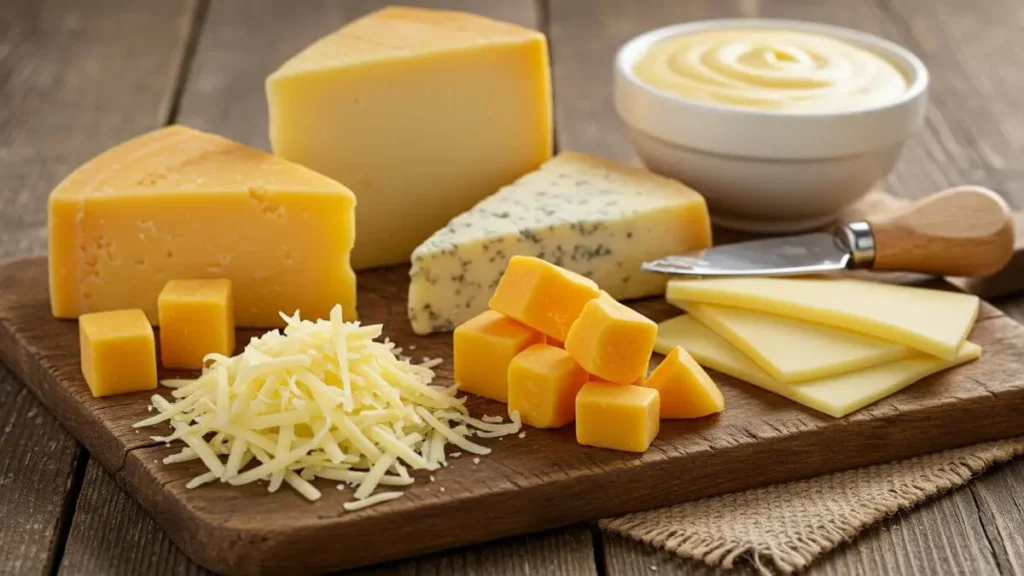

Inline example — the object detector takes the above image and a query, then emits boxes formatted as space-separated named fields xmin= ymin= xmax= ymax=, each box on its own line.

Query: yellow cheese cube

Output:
xmin=575 ymin=381 xmax=660 ymax=453
xmin=48 ymin=125 xmax=356 ymax=327
xmin=489 ymin=256 xmax=600 ymax=341
xmin=158 ymin=279 xmax=236 ymax=370
xmin=79 ymin=309 xmax=157 ymax=397
xmin=454 ymin=310 xmax=544 ymax=402
xmin=267 ymin=7 xmax=552 ymax=269
xmin=565 ymin=297 xmax=657 ymax=385
xmin=507 ymin=344 xmax=588 ymax=428
xmin=643 ymin=346 xmax=724 ymax=419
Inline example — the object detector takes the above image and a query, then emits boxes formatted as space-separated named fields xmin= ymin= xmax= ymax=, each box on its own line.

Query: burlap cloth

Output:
xmin=602 ymin=437 xmax=1024 ymax=573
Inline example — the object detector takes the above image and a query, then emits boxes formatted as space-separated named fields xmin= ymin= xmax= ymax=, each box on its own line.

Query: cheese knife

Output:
xmin=642 ymin=186 xmax=1016 ymax=278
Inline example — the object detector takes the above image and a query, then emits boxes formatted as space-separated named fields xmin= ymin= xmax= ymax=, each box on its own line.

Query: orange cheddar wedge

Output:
xmin=576 ymin=381 xmax=660 ymax=453
xmin=489 ymin=256 xmax=600 ymax=341
xmin=454 ymin=310 xmax=544 ymax=402
xmin=507 ymin=344 xmax=588 ymax=428
xmin=565 ymin=297 xmax=657 ymax=385
xmin=643 ymin=346 xmax=724 ymax=419
xmin=79 ymin=309 xmax=157 ymax=397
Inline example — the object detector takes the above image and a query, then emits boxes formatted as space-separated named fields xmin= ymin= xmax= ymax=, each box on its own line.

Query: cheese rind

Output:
xmin=408 ymin=152 xmax=711 ymax=335
xmin=667 ymin=278 xmax=978 ymax=360
xmin=158 ymin=279 xmax=236 ymax=370
xmin=656 ymin=315 xmax=981 ymax=418
xmin=48 ymin=125 xmax=356 ymax=327
xmin=79 ymin=309 xmax=157 ymax=397
xmin=681 ymin=301 xmax=910 ymax=383
xmin=575 ymin=382 xmax=660 ymax=453
xmin=267 ymin=6 xmax=553 ymax=269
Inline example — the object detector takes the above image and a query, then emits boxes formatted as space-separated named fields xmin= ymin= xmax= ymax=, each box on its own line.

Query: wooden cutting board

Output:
xmin=2 ymin=256 xmax=1024 ymax=575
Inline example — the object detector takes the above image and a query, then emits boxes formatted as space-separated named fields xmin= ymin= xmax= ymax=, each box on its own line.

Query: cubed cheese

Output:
xmin=48 ymin=125 xmax=356 ymax=327
xmin=507 ymin=344 xmax=588 ymax=428
xmin=267 ymin=6 xmax=553 ymax=269
xmin=158 ymin=279 xmax=236 ymax=370
xmin=408 ymin=152 xmax=711 ymax=334
xmin=565 ymin=297 xmax=657 ymax=385
xmin=642 ymin=346 xmax=724 ymax=419
xmin=454 ymin=310 xmax=544 ymax=402
xmin=489 ymin=256 xmax=601 ymax=342
xmin=79 ymin=309 xmax=157 ymax=397
xmin=575 ymin=382 xmax=660 ymax=453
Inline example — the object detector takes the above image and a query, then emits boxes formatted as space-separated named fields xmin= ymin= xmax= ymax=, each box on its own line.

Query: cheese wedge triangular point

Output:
xmin=48 ymin=125 xmax=356 ymax=327
xmin=655 ymin=314 xmax=981 ymax=418
xmin=680 ymin=301 xmax=910 ymax=383
xmin=666 ymin=277 xmax=979 ymax=360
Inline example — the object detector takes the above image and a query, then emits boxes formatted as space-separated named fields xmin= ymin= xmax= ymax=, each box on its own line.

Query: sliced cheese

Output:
xmin=409 ymin=152 xmax=711 ymax=334
xmin=655 ymin=315 xmax=981 ymax=418
xmin=48 ymin=125 xmax=356 ymax=327
xmin=681 ymin=301 xmax=909 ymax=383
xmin=267 ymin=6 xmax=553 ymax=269
xmin=135 ymin=305 xmax=522 ymax=505
xmin=667 ymin=278 xmax=979 ymax=360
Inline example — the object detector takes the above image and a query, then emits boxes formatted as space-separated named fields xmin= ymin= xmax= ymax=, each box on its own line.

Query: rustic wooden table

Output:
xmin=2 ymin=0 xmax=1024 ymax=574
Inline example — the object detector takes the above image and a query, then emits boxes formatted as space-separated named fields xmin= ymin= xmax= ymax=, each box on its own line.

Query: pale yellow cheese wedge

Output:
xmin=681 ymin=301 xmax=910 ymax=383
xmin=667 ymin=278 xmax=979 ymax=360
xmin=655 ymin=315 xmax=981 ymax=418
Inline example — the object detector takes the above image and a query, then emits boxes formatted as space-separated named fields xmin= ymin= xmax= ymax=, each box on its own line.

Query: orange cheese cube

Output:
xmin=643 ymin=346 xmax=724 ymax=419
xmin=454 ymin=310 xmax=544 ymax=402
xmin=575 ymin=381 xmax=660 ymax=453
xmin=489 ymin=256 xmax=600 ymax=341
xmin=565 ymin=297 xmax=657 ymax=385
xmin=79 ymin=309 xmax=157 ymax=397
xmin=507 ymin=344 xmax=588 ymax=428
xmin=158 ymin=279 xmax=236 ymax=370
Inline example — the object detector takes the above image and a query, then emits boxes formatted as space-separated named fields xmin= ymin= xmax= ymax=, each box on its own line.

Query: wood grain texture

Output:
xmin=0 ymin=1 xmax=198 ymax=574
xmin=971 ymin=462 xmax=1024 ymax=576
xmin=0 ymin=362 xmax=83 ymax=575
xmin=1 ymin=256 xmax=1022 ymax=573
xmin=60 ymin=452 xmax=596 ymax=576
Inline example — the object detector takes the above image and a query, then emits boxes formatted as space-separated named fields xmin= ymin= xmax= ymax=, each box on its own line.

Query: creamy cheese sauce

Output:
xmin=632 ymin=29 xmax=908 ymax=113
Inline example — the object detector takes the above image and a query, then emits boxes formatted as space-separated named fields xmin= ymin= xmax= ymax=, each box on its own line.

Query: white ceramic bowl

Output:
xmin=615 ymin=19 xmax=929 ymax=233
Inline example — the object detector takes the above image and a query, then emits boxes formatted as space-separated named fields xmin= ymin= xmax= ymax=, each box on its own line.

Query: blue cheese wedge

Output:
xmin=408 ymin=152 xmax=711 ymax=335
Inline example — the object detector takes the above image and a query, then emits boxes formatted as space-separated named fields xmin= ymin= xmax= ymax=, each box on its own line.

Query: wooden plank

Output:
xmin=0 ymin=1 xmax=199 ymax=574
xmin=0 ymin=362 xmax=83 ymax=575
xmin=59 ymin=455 xmax=596 ymax=576
xmin=970 ymin=461 xmax=1024 ymax=576
xmin=58 ymin=459 xmax=212 ymax=576
xmin=1 ymin=255 xmax=1022 ymax=573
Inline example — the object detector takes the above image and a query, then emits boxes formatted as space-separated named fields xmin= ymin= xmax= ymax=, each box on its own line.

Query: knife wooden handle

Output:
xmin=864 ymin=186 xmax=1015 ymax=277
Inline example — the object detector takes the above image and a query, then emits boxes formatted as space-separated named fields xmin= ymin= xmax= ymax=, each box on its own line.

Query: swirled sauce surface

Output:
xmin=632 ymin=29 xmax=908 ymax=112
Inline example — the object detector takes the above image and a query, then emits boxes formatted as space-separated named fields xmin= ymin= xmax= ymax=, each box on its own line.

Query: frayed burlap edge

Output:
xmin=600 ymin=437 xmax=1024 ymax=575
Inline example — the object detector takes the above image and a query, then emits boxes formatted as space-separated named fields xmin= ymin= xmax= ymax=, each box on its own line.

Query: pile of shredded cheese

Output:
xmin=134 ymin=305 xmax=520 ymax=509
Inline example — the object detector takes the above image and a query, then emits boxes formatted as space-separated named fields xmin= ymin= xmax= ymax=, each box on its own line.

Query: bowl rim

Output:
xmin=614 ymin=18 xmax=930 ymax=119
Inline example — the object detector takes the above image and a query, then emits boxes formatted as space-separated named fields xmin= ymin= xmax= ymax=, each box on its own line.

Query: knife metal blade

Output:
xmin=642 ymin=232 xmax=856 ymax=278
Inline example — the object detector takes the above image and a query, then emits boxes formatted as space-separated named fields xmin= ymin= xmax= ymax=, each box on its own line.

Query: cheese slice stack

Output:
xmin=407 ymin=152 xmax=711 ymax=335
xmin=656 ymin=315 xmax=980 ymax=418
xmin=48 ymin=125 xmax=356 ymax=327
xmin=658 ymin=277 xmax=982 ymax=417
xmin=267 ymin=6 xmax=553 ymax=269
